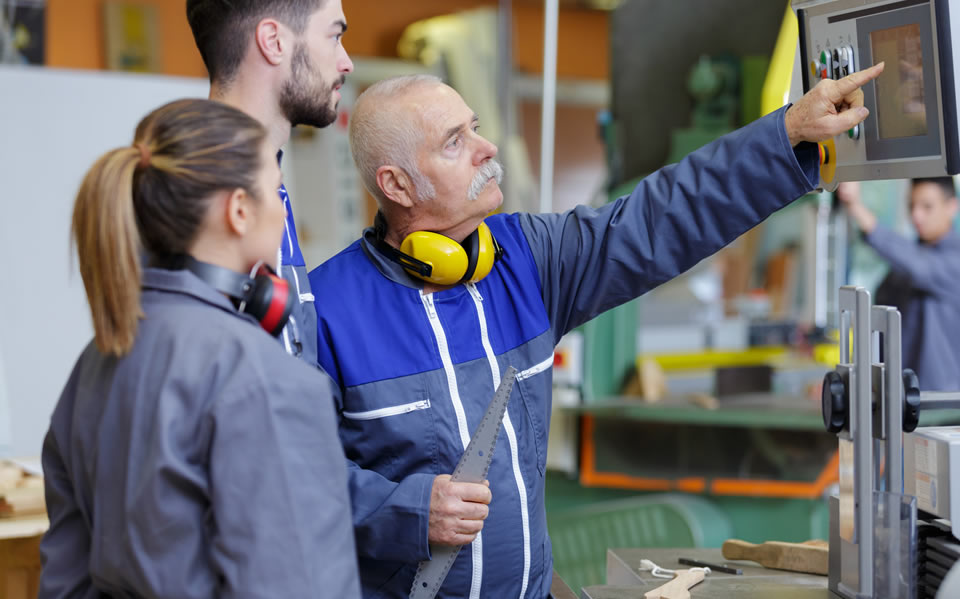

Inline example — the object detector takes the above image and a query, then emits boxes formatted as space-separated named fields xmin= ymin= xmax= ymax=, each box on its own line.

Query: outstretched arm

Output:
xmin=523 ymin=65 xmax=883 ymax=340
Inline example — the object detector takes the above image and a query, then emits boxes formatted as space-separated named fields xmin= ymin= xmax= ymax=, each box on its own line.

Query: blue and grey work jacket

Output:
xmin=278 ymin=178 xmax=319 ymax=365
xmin=308 ymin=105 xmax=820 ymax=599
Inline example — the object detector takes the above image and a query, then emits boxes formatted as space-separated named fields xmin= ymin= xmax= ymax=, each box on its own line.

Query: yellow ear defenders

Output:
xmin=375 ymin=214 xmax=504 ymax=286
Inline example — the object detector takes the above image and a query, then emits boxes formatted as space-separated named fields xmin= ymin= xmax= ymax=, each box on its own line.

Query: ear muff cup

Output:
xmin=466 ymin=222 xmax=499 ymax=283
xmin=396 ymin=222 xmax=502 ymax=286
xmin=182 ymin=256 xmax=294 ymax=337
xmin=459 ymin=228 xmax=482 ymax=282
xmin=400 ymin=231 xmax=469 ymax=285
xmin=243 ymin=270 xmax=294 ymax=336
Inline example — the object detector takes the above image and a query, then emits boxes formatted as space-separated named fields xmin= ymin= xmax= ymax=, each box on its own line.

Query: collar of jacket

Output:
xmin=359 ymin=227 xmax=428 ymax=291
xmin=141 ymin=267 xmax=262 ymax=327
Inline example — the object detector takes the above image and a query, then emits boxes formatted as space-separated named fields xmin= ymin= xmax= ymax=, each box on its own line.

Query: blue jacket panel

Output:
xmin=309 ymin=105 xmax=818 ymax=599
xmin=277 ymin=179 xmax=319 ymax=366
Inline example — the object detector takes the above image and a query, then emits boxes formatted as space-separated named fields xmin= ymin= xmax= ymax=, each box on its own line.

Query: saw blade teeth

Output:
xmin=408 ymin=367 xmax=518 ymax=599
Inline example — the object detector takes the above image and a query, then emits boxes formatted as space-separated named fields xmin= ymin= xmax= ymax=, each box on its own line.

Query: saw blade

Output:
xmin=408 ymin=366 xmax=518 ymax=599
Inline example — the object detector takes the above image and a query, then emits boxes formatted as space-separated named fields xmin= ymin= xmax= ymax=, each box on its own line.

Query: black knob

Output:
xmin=903 ymin=369 xmax=921 ymax=432
xmin=822 ymin=370 xmax=848 ymax=433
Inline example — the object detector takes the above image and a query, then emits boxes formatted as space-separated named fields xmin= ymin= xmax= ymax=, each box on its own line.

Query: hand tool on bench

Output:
xmin=643 ymin=569 xmax=707 ymax=599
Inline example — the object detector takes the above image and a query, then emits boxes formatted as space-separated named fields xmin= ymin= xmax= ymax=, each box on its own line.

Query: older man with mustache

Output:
xmin=309 ymin=65 xmax=883 ymax=598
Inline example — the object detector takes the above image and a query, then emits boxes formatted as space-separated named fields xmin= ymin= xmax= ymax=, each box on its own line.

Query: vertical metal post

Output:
xmin=840 ymin=309 xmax=851 ymax=364
xmin=497 ymin=0 xmax=514 ymax=161
xmin=838 ymin=286 xmax=874 ymax=597
xmin=876 ymin=306 xmax=903 ymax=493
xmin=853 ymin=287 xmax=874 ymax=597
xmin=883 ymin=306 xmax=904 ymax=599
xmin=539 ymin=0 xmax=559 ymax=214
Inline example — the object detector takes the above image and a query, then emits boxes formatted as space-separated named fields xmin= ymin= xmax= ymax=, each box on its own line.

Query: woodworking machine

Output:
xmin=821 ymin=286 xmax=960 ymax=598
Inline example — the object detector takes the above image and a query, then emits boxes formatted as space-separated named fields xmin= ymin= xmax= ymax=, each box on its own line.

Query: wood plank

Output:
xmin=721 ymin=539 xmax=828 ymax=575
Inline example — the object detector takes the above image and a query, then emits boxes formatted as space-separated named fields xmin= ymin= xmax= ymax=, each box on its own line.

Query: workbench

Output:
xmin=0 ymin=515 xmax=48 ymax=599
xmin=580 ymin=547 xmax=831 ymax=598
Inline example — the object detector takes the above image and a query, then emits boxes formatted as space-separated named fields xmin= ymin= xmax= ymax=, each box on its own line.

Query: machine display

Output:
xmin=794 ymin=0 xmax=960 ymax=190
xmin=872 ymin=22 xmax=928 ymax=139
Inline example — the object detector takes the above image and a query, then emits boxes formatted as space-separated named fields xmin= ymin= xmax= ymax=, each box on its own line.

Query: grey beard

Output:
xmin=467 ymin=159 xmax=504 ymax=202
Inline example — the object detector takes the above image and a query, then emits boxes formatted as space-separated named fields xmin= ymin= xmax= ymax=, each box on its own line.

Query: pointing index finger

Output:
xmin=830 ymin=62 xmax=885 ymax=102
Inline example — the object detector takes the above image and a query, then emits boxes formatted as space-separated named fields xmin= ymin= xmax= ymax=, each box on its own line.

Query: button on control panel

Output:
xmin=818 ymin=49 xmax=832 ymax=80
xmin=841 ymin=45 xmax=855 ymax=77
xmin=812 ymin=46 xmax=856 ymax=81
xmin=810 ymin=46 xmax=860 ymax=140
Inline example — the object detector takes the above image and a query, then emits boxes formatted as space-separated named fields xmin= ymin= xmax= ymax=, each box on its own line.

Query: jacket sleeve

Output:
xmin=38 ymin=431 xmax=95 ymax=599
xmin=207 ymin=370 xmax=361 ymax=599
xmin=345 ymin=462 xmax=435 ymax=562
xmin=864 ymin=226 xmax=960 ymax=298
xmin=326 ymin=378 xmax=435 ymax=563
xmin=518 ymin=105 xmax=820 ymax=341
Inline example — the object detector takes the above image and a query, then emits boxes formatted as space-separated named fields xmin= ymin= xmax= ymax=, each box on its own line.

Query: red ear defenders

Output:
xmin=183 ymin=256 xmax=294 ymax=336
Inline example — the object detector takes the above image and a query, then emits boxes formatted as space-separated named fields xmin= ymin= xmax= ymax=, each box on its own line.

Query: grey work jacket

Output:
xmin=870 ymin=228 xmax=960 ymax=391
xmin=38 ymin=268 xmax=360 ymax=599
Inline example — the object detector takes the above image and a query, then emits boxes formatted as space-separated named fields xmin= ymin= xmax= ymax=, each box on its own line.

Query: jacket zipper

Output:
xmin=518 ymin=356 xmax=553 ymax=381
xmin=342 ymin=399 xmax=431 ymax=421
xmin=466 ymin=283 xmax=531 ymax=599
xmin=420 ymin=291 xmax=483 ymax=599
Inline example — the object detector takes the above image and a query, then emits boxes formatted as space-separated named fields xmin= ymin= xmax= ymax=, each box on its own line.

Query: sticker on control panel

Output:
xmin=915 ymin=438 xmax=938 ymax=474
xmin=916 ymin=472 xmax=938 ymax=512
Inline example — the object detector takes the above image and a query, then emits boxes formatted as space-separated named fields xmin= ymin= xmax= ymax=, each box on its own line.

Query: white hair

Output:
xmin=348 ymin=74 xmax=441 ymax=204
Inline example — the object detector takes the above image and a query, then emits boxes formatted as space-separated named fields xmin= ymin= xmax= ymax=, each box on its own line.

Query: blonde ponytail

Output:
xmin=70 ymin=98 xmax=267 ymax=357
xmin=72 ymin=147 xmax=145 ymax=357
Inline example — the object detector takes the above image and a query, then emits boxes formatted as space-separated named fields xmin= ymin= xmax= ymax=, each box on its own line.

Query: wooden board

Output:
xmin=721 ymin=539 xmax=828 ymax=576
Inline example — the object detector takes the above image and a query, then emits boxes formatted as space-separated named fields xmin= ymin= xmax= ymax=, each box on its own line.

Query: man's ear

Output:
xmin=254 ymin=18 xmax=285 ymax=66
xmin=376 ymin=166 xmax=417 ymax=209
xmin=225 ymin=188 xmax=252 ymax=236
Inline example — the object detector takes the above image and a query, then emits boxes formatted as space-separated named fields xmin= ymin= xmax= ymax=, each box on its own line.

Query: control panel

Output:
xmin=794 ymin=0 xmax=960 ymax=190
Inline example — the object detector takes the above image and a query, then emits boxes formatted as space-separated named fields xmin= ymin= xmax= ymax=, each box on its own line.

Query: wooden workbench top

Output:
xmin=581 ymin=547 xmax=832 ymax=598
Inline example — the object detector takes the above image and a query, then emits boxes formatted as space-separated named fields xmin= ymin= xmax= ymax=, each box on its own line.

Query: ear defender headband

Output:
xmin=374 ymin=214 xmax=504 ymax=286
xmin=183 ymin=256 xmax=294 ymax=337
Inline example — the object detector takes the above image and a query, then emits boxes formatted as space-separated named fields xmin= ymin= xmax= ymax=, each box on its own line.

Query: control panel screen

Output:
xmin=871 ymin=23 xmax=928 ymax=139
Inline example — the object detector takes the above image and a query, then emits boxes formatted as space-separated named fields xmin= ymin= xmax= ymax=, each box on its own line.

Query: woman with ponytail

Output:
xmin=39 ymin=99 xmax=360 ymax=598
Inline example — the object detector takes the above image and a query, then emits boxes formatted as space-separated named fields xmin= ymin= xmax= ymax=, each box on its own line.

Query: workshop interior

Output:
xmin=2 ymin=0 xmax=960 ymax=597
